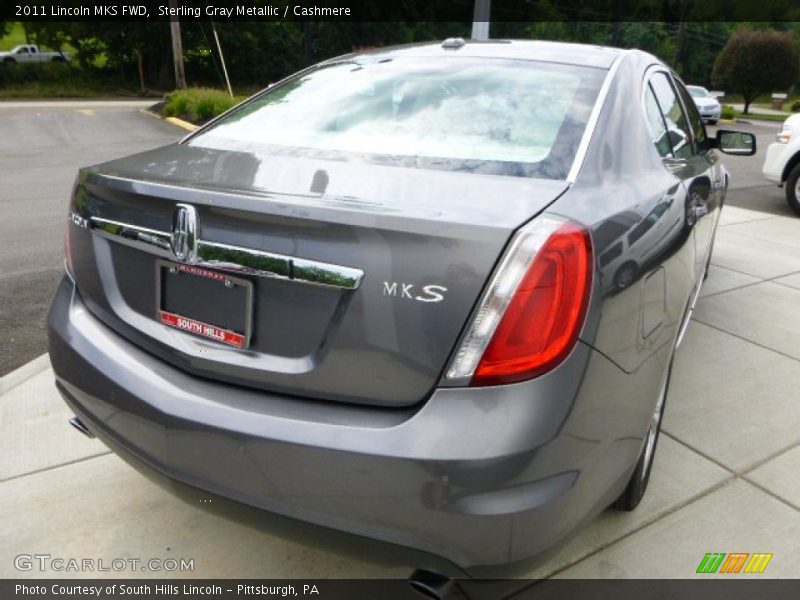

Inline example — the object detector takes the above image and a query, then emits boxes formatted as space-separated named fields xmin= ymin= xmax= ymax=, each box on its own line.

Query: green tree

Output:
xmin=712 ymin=29 xmax=800 ymax=113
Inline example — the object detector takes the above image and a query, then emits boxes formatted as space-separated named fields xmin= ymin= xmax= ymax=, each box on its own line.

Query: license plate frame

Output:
xmin=155 ymin=259 xmax=253 ymax=349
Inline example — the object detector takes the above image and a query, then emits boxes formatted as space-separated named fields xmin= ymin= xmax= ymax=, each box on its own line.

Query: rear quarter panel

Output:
xmin=549 ymin=51 xmax=697 ymax=436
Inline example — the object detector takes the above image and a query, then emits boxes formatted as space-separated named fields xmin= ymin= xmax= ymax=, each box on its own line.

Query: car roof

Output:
xmin=346 ymin=39 xmax=624 ymax=70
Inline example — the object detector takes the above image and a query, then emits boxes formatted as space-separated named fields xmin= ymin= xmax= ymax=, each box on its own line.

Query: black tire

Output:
xmin=3 ymin=57 xmax=16 ymax=65
xmin=785 ymin=162 xmax=800 ymax=217
xmin=708 ymin=119 xmax=718 ymax=125
xmin=614 ymin=262 xmax=638 ymax=290
xmin=613 ymin=358 xmax=672 ymax=511
xmin=51 ymin=56 xmax=65 ymax=63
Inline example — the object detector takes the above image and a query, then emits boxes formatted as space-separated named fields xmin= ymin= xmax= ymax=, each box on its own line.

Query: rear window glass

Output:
xmin=190 ymin=57 xmax=607 ymax=179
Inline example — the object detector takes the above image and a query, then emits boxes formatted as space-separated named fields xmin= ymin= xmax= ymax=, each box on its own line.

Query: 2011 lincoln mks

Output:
xmin=48 ymin=39 xmax=755 ymax=578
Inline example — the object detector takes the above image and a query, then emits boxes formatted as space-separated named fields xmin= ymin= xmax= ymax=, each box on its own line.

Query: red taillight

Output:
xmin=472 ymin=223 xmax=592 ymax=385
xmin=446 ymin=217 xmax=593 ymax=387
xmin=64 ymin=180 xmax=78 ymax=280
xmin=64 ymin=219 xmax=74 ymax=278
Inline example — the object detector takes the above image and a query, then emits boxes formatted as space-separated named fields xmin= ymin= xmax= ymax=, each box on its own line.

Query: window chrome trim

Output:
xmin=668 ymin=70 xmax=708 ymax=153
xmin=566 ymin=50 xmax=630 ymax=184
xmin=88 ymin=216 xmax=364 ymax=290
xmin=641 ymin=64 xmax=677 ymax=159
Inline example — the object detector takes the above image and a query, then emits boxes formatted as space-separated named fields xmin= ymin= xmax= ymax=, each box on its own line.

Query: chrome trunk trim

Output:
xmin=88 ymin=216 xmax=364 ymax=290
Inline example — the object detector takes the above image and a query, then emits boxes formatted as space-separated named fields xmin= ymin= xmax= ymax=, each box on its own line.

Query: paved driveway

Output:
xmin=0 ymin=101 xmax=182 ymax=376
xmin=0 ymin=111 xmax=798 ymax=583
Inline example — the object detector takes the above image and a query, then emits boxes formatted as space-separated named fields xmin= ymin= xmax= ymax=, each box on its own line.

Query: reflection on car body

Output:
xmin=596 ymin=185 xmax=683 ymax=291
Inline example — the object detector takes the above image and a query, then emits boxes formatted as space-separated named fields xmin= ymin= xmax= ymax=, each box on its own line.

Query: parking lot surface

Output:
xmin=0 ymin=101 xmax=181 ymax=376
xmin=0 ymin=106 xmax=798 ymax=582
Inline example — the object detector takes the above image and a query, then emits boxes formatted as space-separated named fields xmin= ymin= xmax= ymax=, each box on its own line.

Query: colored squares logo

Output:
xmin=696 ymin=552 xmax=773 ymax=574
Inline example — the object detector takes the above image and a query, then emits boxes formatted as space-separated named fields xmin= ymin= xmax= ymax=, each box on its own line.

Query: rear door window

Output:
xmin=644 ymin=84 xmax=672 ymax=158
xmin=649 ymin=72 xmax=694 ymax=160
xmin=672 ymin=76 xmax=708 ymax=151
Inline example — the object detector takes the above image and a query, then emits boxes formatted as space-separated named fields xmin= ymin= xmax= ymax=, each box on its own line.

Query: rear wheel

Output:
xmin=613 ymin=358 xmax=671 ymax=511
xmin=614 ymin=262 xmax=638 ymax=290
xmin=708 ymin=119 xmax=718 ymax=125
xmin=785 ymin=163 xmax=800 ymax=216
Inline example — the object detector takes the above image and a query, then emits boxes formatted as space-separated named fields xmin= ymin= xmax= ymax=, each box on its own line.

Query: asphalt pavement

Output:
xmin=0 ymin=101 xmax=182 ymax=376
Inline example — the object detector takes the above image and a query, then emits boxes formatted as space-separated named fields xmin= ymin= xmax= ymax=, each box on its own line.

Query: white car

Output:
xmin=0 ymin=44 xmax=70 ymax=64
xmin=763 ymin=113 xmax=800 ymax=215
xmin=687 ymin=85 xmax=721 ymax=124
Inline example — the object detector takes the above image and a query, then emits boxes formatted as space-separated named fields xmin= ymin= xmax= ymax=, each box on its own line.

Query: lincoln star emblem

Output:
xmin=171 ymin=204 xmax=198 ymax=262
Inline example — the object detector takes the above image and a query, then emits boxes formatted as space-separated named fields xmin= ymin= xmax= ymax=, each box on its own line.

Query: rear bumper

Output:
xmin=48 ymin=276 xmax=642 ymax=573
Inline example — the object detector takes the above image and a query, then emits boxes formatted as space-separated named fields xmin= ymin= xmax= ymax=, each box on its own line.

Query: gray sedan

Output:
xmin=48 ymin=39 xmax=755 ymax=582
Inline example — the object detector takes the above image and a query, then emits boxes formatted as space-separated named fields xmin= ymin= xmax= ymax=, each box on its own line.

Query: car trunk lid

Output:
xmin=68 ymin=143 xmax=568 ymax=407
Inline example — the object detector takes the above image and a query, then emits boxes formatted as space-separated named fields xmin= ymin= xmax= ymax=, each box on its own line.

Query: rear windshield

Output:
xmin=190 ymin=57 xmax=607 ymax=179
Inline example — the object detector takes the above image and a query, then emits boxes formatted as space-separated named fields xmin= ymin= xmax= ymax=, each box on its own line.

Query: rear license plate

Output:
xmin=156 ymin=260 xmax=252 ymax=348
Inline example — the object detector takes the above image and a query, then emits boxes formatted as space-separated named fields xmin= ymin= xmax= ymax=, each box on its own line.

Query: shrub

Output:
xmin=0 ymin=62 xmax=121 ymax=96
xmin=163 ymin=88 xmax=246 ymax=123
xmin=792 ymin=100 xmax=800 ymax=113
xmin=721 ymin=105 xmax=736 ymax=120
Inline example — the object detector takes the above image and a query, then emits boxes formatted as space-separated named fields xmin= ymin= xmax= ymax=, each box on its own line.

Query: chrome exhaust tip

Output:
xmin=408 ymin=569 xmax=466 ymax=600
xmin=69 ymin=416 xmax=95 ymax=439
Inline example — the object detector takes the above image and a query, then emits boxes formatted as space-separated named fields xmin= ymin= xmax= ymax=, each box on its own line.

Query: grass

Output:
xmin=720 ymin=104 xmax=790 ymax=122
xmin=0 ymin=22 xmax=28 ymax=50
xmin=163 ymin=87 xmax=247 ymax=123
xmin=0 ymin=22 xmax=78 ymax=56
xmin=734 ymin=111 xmax=792 ymax=122
xmin=0 ymin=62 xmax=133 ymax=99
xmin=721 ymin=93 xmax=800 ymax=104
xmin=0 ymin=22 xmax=117 ymax=98
xmin=0 ymin=82 xmax=110 ymax=98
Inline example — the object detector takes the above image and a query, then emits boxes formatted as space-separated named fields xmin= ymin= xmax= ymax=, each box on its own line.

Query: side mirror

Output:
xmin=714 ymin=130 xmax=756 ymax=156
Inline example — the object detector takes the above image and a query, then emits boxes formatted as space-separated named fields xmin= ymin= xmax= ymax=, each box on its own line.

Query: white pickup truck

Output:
xmin=0 ymin=44 xmax=71 ymax=64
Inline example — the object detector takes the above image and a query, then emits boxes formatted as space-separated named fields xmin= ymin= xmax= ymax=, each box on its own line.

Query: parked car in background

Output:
xmin=687 ymin=85 xmax=721 ymax=124
xmin=0 ymin=44 xmax=70 ymax=64
xmin=49 ymin=40 xmax=756 ymax=580
xmin=597 ymin=186 xmax=683 ymax=291
xmin=763 ymin=113 xmax=800 ymax=215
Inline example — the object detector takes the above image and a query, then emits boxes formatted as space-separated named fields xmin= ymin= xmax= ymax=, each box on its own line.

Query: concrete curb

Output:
xmin=165 ymin=116 xmax=199 ymax=132
xmin=0 ymin=354 xmax=50 ymax=397
xmin=138 ymin=108 xmax=199 ymax=132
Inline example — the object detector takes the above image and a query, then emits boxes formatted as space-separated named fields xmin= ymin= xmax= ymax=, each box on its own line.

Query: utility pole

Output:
xmin=212 ymin=23 xmax=233 ymax=98
xmin=675 ymin=21 xmax=686 ymax=75
xmin=471 ymin=0 xmax=491 ymax=41
xmin=612 ymin=0 xmax=622 ymax=47
xmin=168 ymin=0 xmax=187 ymax=89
